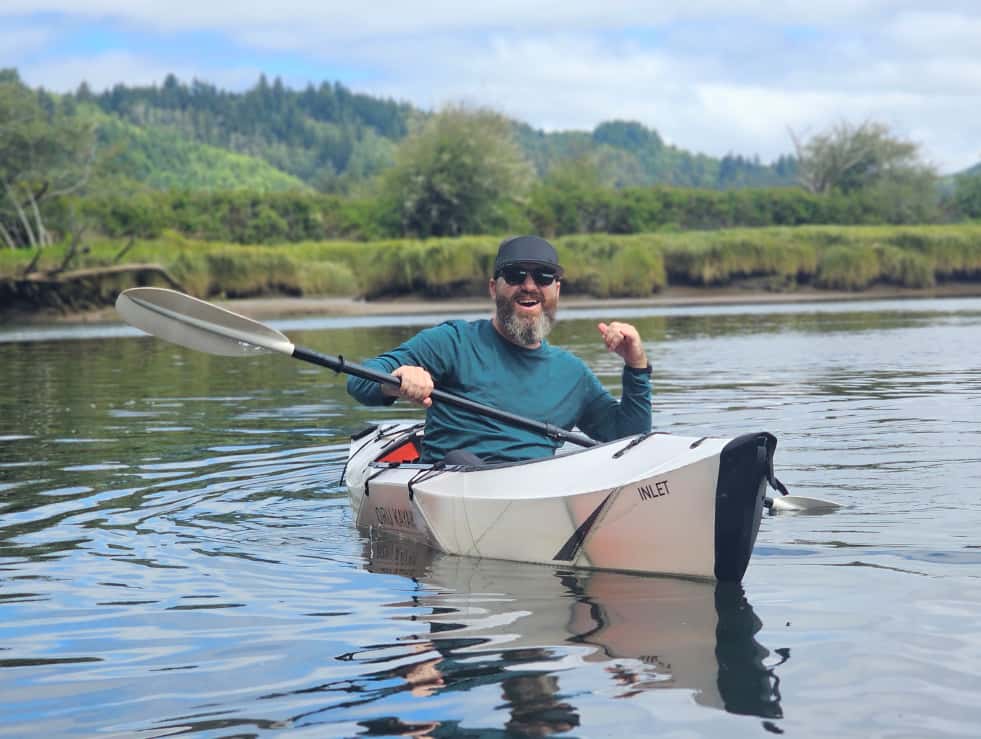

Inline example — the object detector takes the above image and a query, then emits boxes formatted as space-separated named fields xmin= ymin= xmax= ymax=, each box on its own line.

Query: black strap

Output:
xmin=406 ymin=466 xmax=446 ymax=501
xmin=362 ymin=467 xmax=387 ymax=498
xmin=765 ymin=449 xmax=790 ymax=496
xmin=612 ymin=430 xmax=660 ymax=458
xmin=769 ymin=474 xmax=790 ymax=497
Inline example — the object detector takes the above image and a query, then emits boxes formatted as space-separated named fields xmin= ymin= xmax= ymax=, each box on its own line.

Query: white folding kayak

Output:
xmin=112 ymin=287 xmax=832 ymax=572
xmin=345 ymin=423 xmax=781 ymax=581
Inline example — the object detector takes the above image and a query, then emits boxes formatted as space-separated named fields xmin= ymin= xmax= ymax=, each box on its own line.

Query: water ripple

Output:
xmin=1 ymin=299 xmax=980 ymax=736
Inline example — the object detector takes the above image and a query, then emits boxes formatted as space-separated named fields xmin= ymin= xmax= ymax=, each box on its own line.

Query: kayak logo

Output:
xmin=637 ymin=481 xmax=670 ymax=501
xmin=375 ymin=505 xmax=416 ymax=529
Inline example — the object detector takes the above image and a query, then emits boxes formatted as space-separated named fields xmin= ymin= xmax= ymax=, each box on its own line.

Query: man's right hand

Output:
xmin=384 ymin=366 xmax=434 ymax=407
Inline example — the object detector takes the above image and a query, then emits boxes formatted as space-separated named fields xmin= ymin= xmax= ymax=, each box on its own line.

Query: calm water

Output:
xmin=1 ymin=297 xmax=980 ymax=738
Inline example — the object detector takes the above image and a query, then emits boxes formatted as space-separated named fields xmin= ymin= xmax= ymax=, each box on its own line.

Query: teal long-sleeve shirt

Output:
xmin=346 ymin=319 xmax=652 ymax=463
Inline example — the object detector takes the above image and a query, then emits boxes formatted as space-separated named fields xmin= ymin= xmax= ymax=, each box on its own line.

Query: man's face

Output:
xmin=490 ymin=264 xmax=561 ymax=347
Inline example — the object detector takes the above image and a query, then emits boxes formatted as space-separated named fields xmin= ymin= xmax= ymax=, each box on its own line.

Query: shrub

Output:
xmin=815 ymin=245 xmax=881 ymax=290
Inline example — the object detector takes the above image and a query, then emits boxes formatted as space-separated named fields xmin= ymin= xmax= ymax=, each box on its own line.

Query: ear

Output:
xmin=488 ymin=277 xmax=497 ymax=300
xmin=555 ymin=279 xmax=561 ymax=298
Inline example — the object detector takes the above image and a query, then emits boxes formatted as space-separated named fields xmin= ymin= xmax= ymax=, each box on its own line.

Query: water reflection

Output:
xmin=346 ymin=537 xmax=783 ymax=734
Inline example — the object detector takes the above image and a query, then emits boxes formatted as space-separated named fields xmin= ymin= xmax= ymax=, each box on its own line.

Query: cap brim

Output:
xmin=497 ymin=259 xmax=563 ymax=272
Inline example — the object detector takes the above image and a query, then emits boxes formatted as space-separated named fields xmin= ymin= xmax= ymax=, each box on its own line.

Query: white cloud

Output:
xmin=2 ymin=2 xmax=979 ymax=171
xmin=0 ymin=1 xmax=952 ymax=38
xmin=342 ymin=34 xmax=694 ymax=132
xmin=324 ymin=30 xmax=980 ymax=169
xmin=0 ymin=25 xmax=53 ymax=61
xmin=885 ymin=10 xmax=981 ymax=55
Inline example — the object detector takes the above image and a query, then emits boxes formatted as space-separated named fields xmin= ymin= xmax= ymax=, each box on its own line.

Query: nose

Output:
xmin=521 ymin=272 xmax=538 ymax=289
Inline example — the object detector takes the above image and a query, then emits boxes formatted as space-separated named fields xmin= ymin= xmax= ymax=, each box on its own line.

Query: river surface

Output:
xmin=1 ymin=297 xmax=979 ymax=738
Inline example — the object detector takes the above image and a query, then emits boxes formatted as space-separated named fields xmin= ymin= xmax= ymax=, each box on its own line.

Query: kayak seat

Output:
xmin=377 ymin=438 xmax=421 ymax=464
xmin=442 ymin=449 xmax=485 ymax=467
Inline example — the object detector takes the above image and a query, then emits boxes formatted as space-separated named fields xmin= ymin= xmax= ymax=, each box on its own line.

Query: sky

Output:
xmin=3 ymin=2 xmax=979 ymax=174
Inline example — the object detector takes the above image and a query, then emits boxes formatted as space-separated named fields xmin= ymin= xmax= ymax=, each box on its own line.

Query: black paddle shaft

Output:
xmin=291 ymin=346 xmax=598 ymax=448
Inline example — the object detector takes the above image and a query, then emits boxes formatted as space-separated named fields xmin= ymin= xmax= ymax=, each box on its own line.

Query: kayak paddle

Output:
xmin=115 ymin=287 xmax=599 ymax=449
xmin=766 ymin=494 xmax=841 ymax=513
xmin=115 ymin=287 xmax=842 ymax=514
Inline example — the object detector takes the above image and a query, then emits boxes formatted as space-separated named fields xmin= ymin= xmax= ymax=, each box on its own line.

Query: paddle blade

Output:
xmin=768 ymin=495 xmax=842 ymax=514
xmin=116 ymin=287 xmax=295 ymax=357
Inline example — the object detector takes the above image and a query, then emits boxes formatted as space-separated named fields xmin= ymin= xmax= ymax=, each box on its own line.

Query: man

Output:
xmin=347 ymin=235 xmax=651 ymax=463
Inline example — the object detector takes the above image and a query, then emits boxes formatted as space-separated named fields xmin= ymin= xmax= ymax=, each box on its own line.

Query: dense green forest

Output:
xmin=77 ymin=72 xmax=796 ymax=192
xmin=80 ymin=74 xmax=407 ymax=192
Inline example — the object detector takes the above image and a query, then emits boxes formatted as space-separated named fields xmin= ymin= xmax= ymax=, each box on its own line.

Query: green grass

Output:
xmin=3 ymin=223 xmax=980 ymax=301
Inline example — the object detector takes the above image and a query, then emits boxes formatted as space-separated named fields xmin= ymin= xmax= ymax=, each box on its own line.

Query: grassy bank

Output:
xmin=3 ymin=224 xmax=981 ymax=304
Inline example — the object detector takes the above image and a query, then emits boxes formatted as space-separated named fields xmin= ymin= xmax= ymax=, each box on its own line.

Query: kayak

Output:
xmin=344 ymin=423 xmax=781 ymax=581
xmin=110 ymin=287 xmax=830 ymax=572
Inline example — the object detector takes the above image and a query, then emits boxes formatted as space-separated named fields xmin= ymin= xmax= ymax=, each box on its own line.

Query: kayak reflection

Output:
xmin=361 ymin=536 xmax=783 ymax=730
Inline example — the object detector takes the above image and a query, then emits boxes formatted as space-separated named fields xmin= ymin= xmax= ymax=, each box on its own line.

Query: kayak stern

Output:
xmin=713 ymin=433 xmax=772 ymax=581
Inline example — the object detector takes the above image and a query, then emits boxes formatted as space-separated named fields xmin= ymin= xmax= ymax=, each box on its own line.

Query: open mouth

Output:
xmin=514 ymin=295 xmax=542 ymax=311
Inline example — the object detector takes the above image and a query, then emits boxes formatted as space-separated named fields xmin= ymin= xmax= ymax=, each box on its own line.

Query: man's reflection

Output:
xmin=502 ymin=670 xmax=580 ymax=736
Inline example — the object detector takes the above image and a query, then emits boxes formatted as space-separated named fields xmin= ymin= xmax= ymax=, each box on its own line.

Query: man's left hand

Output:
xmin=598 ymin=322 xmax=648 ymax=369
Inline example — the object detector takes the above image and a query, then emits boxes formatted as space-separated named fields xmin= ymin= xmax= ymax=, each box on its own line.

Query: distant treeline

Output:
xmin=83 ymin=73 xmax=412 ymax=189
xmin=69 ymin=73 xmax=795 ymax=192
xmin=75 ymin=184 xmax=965 ymax=246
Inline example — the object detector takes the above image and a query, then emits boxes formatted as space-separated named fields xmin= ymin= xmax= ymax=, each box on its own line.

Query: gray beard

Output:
xmin=495 ymin=291 xmax=556 ymax=346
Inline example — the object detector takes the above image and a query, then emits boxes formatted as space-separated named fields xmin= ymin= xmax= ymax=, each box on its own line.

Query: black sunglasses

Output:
xmin=496 ymin=265 xmax=559 ymax=287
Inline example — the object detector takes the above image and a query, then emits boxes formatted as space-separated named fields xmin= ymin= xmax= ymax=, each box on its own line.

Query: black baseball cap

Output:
xmin=493 ymin=235 xmax=562 ymax=274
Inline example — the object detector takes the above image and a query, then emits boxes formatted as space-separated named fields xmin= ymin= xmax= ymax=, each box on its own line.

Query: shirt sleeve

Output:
xmin=346 ymin=321 xmax=458 ymax=406
xmin=575 ymin=365 xmax=652 ymax=442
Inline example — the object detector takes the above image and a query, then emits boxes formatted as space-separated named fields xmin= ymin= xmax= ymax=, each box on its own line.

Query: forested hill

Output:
xmin=80 ymin=74 xmax=413 ymax=192
xmin=512 ymin=120 xmax=797 ymax=189
xmin=68 ymin=73 xmax=797 ymax=192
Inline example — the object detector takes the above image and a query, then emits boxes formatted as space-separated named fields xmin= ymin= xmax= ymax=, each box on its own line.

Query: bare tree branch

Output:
xmin=48 ymin=225 xmax=87 ymax=276
xmin=0 ymin=219 xmax=17 ymax=249
xmin=47 ymin=139 xmax=97 ymax=199
xmin=113 ymin=236 xmax=136 ymax=263
xmin=7 ymin=185 xmax=37 ymax=248
xmin=27 ymin=188 xmax=50 ymax=246
xmin=787 ymin=126 xmax=816 ymax=193
xmin=22 ymin=246 xmax=43 ymax=275
xmin=31 ymin=181 xmax=49 ymax=203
